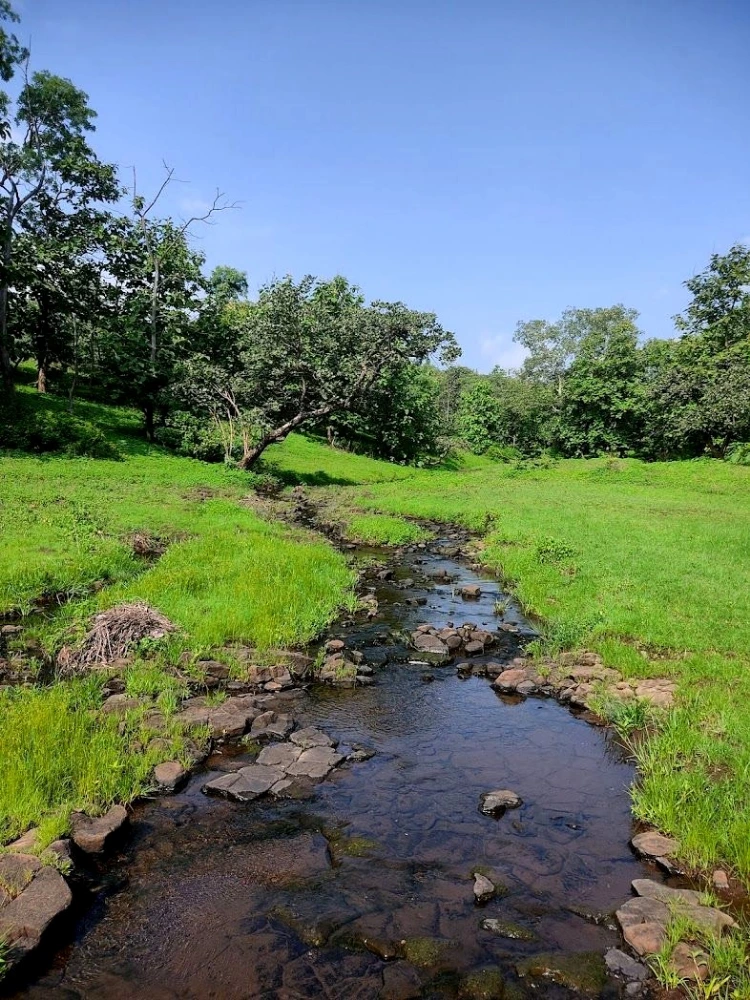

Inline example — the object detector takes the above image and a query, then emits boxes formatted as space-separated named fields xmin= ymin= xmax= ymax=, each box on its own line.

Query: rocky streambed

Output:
xmin=1 ymin=530 xmax=732 ymax=998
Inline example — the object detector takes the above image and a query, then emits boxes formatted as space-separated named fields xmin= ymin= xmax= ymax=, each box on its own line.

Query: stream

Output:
xmin=7 ymin=532 xmax=656 ymax=999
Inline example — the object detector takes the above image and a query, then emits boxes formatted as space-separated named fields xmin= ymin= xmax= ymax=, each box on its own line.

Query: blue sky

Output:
xmin=18 ymin=0 xmax=750 ymax=370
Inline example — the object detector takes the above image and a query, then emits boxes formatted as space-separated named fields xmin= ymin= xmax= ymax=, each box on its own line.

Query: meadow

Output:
xmin=3 ymin=394 xmax=750 ymax=890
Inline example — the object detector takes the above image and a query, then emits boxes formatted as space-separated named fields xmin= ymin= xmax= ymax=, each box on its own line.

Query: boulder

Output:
xmin=0 ymin=866 xmax=72 ymax=966
xmin=479 ymin=790 xmax=522 ymax=815
xmin=0 ymin=854 xmax=41 ymax=902
xmin=493 ymin=668 xmax=527 ymax=692
xmin=461 ymin=585 xmax=481 ymax=599
xmin=412 ymin=633 xmax=449 ymax=658
xmin=70 ymin=805 xmax=128 ymax=854
xmin=101 ymin=693 xmax=140 ymax=715
xmin=463 ymin=641 xmax=484 ymax=656
xmin=153 ymin=760 xmax=188 ymax=793
xmin=6 ymin=828 xmax=39 ymax=853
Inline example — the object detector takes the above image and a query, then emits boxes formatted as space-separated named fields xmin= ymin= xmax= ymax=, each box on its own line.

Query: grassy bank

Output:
xmin=0 ymin=395 xmax=356 ymax=842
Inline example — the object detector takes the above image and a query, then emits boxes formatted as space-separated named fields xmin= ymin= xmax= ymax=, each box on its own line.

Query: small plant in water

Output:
xmin=493 ymin=597 xmax=510 ymax=616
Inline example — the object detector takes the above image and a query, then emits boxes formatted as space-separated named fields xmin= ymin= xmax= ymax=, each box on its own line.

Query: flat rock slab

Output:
xmin=670 ymin=941 xmax=709 ymax=981
xmin=480 ymin=790 xmax=522 ymax=815
xmin=285 ymin=746 xmax=344 ymax=780
xmin=0 ymin=866 xmax=72 ymax=965
xmin=631 ymin=831 xmax=679 ymax=858
xmin=412 ymin=633 xmax=449 ymax=658
xmin=604 ymin=948 xmax=648 ymax=982
xmin=250 ymin=711 xmax=294 ymax=741
xmin=290 ymin=726 xmax=336 ymax=749
xmin=70 ymin=805 xmax=128 ymax=854
xmin=257 ymin=743 xmax=304 ymax=768
xmin=631 ymin=878 xmax=736 ymax=934
xmin=203 ymin=764 xmax=286 ymax=802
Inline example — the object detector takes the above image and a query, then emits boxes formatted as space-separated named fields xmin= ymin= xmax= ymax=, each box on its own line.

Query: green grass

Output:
xmin=0 ymin=677 xmax=196 ymax=845
xmin=339 ymin=512 xmax=430 ymax=546
xmin=0 ymin=390 xmax=357 ymax=843
xmin=290 ymin=450 xmax=750 ymax=886
xmin=5 ymin=388 xmax=750 ymax=953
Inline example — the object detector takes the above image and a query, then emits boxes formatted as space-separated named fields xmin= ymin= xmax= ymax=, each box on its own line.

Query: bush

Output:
xmin=0 ymin=407 xmax=121 ymax=459
xmin=155 ymin=412 xmax=240 ymax=463
xmin=726 ymin=442 xmax=750 ymax=466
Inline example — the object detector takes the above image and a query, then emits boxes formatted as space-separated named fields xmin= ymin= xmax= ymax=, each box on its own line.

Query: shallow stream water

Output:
xmin=8 ymin=535 xmax=656 ymax=999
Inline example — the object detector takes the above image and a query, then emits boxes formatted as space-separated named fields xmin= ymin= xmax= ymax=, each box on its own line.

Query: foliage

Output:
xmin=0 ymin=398 xmax=120 ymax=458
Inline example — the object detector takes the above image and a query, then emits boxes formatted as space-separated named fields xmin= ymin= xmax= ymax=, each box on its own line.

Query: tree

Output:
xmin=555 ymin=305 xmax=642 ymax=455
xmin=181 ymin=275 xmax=459 ymax=469
xmin=0 ymin=67 xmax=119 ymax=392
xmin=675 ymin=244 xmax=750 ymax=350
xmin=458 ymin=380 xmax=504 ymax=453
xmin=99 ymin=169 xmax=236 ymax=438
xmin=513 ymin=315 xmax=582 ymax=395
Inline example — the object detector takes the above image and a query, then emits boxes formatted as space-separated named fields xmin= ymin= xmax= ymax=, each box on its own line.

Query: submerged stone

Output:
xmin=480 ymin=790 xmax=522 ymax=815
xmin=604 ymin=948 xmax=648 ymax=982
xmin=517 ymin=951 xmax=608 ymax=993
xmin=202 ymin=763 xmax=285 ymax=801
xmin=458 ymin=968 xmax=507 ymax=998
xmin=473 ymin=872 xmax=496 ymax=904
xmin=480 ymin=918 xmax=536 ymax=941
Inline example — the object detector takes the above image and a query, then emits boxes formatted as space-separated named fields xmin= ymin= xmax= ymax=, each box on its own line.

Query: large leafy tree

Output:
xmin=181 ymin=274 xmax=458 ymax=469
xmin=0 ymin=65 xmax=119 ymax=392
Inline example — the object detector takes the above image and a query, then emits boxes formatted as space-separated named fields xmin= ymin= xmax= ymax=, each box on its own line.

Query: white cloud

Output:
xmin=477 ymin=333 xmax=528 ymax=373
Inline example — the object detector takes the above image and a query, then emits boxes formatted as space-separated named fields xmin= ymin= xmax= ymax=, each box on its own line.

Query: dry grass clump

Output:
xmin=58 ymin=602 xmax=174 ymax=675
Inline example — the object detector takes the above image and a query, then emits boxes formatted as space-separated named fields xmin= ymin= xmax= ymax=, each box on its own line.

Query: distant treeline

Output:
xmin=0 ymin=1 xmax=748 ymax=467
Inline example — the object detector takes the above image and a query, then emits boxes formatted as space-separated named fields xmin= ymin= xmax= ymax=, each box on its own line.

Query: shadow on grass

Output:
xmin=261 ymin=466 xmax=363 ymax=487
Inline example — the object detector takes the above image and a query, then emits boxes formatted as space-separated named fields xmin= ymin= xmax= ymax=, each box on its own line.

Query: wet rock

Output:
xmin=483 ymin=661 xmax=506 ymax=678
xmin=70 ymin=805 xmax=128 ymax=854
xmin=516 ymin=951 xmax=608 ymax=993
xmin=285 ymin=745 xmax=344 ymax=780
xmin=480 ymin=790 xmax=522 ymax=815
xmin=615 ymin=896 xmax=669 ymax=955
xmin=480 ymin=917 xmax=536 ymax=941
xmin=356 ymin=664 xmax=374 ymax=676
xmin=325 ymin=639 xmax=346 ymax=653
xmin=257 ymin=743 xmax=303 ymax=768
xmin=203 ymin=763 xmax=286 ymax=801
xmin=458 ymin=969 xmax=507 ymax=999
xmin=290 ymin=726 xmax=336 ymax=749
xmin=461 ymin=584 xmax=481 ymax=599
xmin=347 ymin=745 xmax=376 ymax=762
xmin=472 ymin=872 xmax=496 ymax=904
xmin=713 ymin=869 xmax=730 ymax=891
xmin=669 ymin=941 xmax=709 ymax=981
xmin=381 ymin=962 xmax=423 ymax=999
xmin=412 ymin=632 xmax=449 ymax=659
xmin=153 ymin=761 xmax=188 ymax=793
xmin=363 ymin=936 xmax=399 ymax=961
xmin=631 ymin=831 xmax=679 ymax=859
xmin=464 ymin=641 xmax=484 ymax=656
xmin=249 ymin=710 xmax=294 ymax=741
xmin=493 ymin=668 xmax=528 ymax=692
xmin=377 ymin=568 xmax=394 ymax=580
xmin=516 ymin=680 xmax=537 ymax=696
xmin=47 ymin=839 xmax=72 ymax=864
xmin=0 ymin=866 xmax=72 ymax=968
xmin=604 ymin=948 xmax=648 ymax=981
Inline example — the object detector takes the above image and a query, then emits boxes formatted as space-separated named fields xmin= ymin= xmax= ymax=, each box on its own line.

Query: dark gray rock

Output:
xmin=479 ymin=790 xmax=522 ymax=815
xmin=70 ymin=805 xmax=128 ymax=854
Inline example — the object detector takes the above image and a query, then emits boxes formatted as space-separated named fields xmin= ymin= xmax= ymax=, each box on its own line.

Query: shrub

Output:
xmin=155 ymin=412 xmax=240 ymax=464
xmin=535 ymin=535 xmax=576 ymax=565
xmin=0 ymin=407 xmax=121 ymax=459
xmin=726 ymin=442 xmax=750 ymax=466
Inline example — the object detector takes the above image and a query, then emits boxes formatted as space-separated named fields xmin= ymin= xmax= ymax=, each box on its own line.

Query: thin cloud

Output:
xmin=478 ymin=333 xmax=527 ymax=373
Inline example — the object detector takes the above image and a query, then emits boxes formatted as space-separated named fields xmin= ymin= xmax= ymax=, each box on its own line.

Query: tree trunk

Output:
xmin=150 ymin=254 xmax=159 ymax=365
xmin=0 ymin=221 xmax=14 ymax=396
xmin=239 ymin=405 xmax=337 ymax=470
xmin=36 ymin=358 xmax=48 ymax=393
xmin=144 ymin=402 xmax=155 ymax=442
